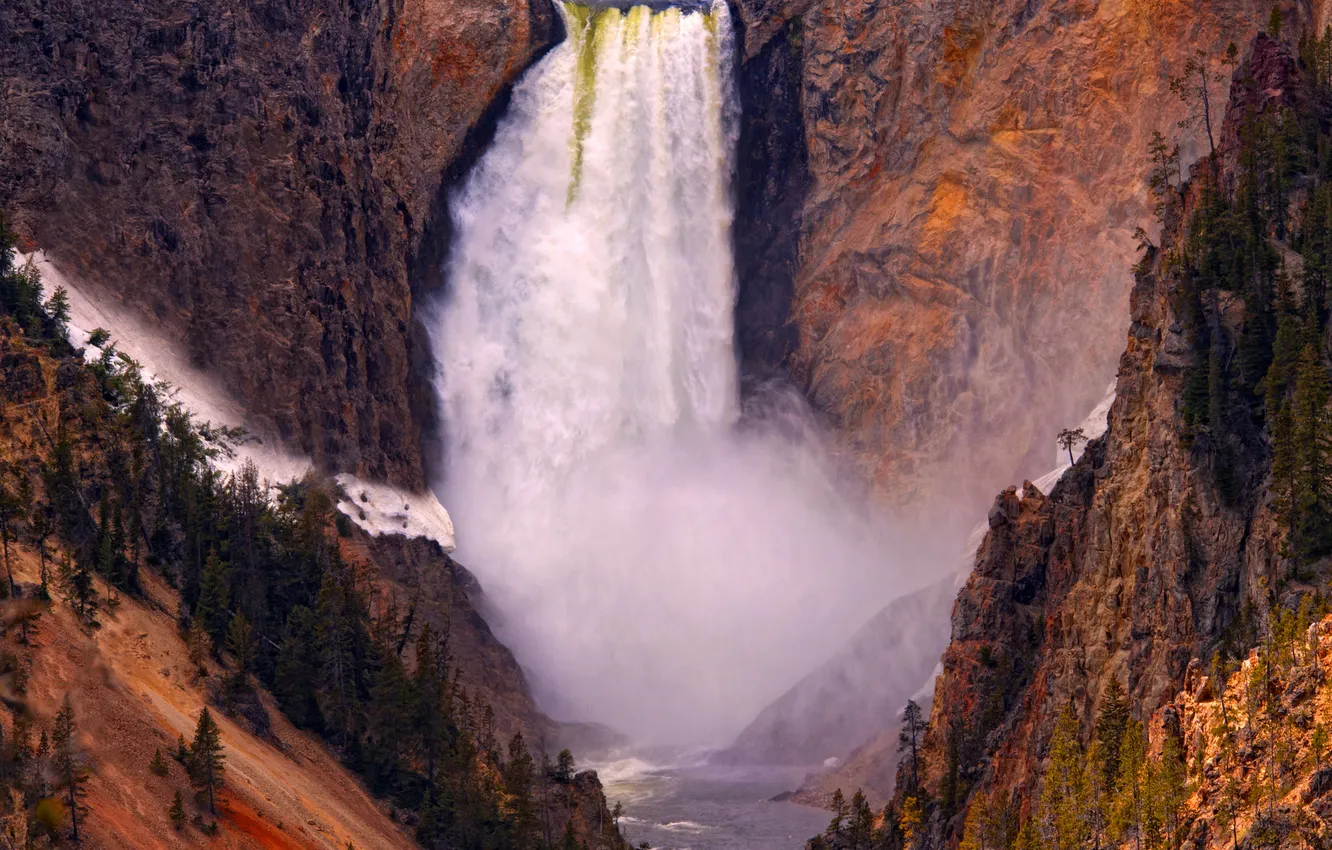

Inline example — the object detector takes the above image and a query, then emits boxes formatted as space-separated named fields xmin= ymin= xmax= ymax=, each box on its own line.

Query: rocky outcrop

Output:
xmin=732 ymin=0 xmax=1290 ymax=513
xmin=897 ymin=30 xmax=1317 ymax=845
xmin=0 ymin=0 xmax=560 ymax=490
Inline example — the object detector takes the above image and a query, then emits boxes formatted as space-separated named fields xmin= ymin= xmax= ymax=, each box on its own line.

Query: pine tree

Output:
xmin=169 ymin=790 xmax=186 ymax=830
xmin=1042 ymin=702 xmax=1088 ymax=850
xmin=1292 ymin=344 xmax=1332 ymax=557
xmin=187 ymin=620 xmax=211 ymax=677
xmin=1094 ymin=677 xmax=1129 ymax=793
xmin=52 ymin=695 xmax=85 ymax=843
xmin=58 ymin=552 xmax=97 ymax=623
xmin=149 ymin=748 xmax=169 ymax=777
xmin=188 ymin=707 xmax=225 ymax=815
xmin=315 ymin=570 xmax=357 ymax=749
xmin=365 ymin=647 xmax=411 ymax=788
xmin=826 ymin=788 xmax=848 ymax=839
xmin=274 ymin=605 xmax=319 ymax=728
xmin=195 ymin=551 xmax=230 ymax=644
xmin=848 ymin=789 xmax=874 ymax=850
xmin=225 ymin=611 xmax=255 ymax=688
xmin=899 ymin=699 xmax=925 ymax=792
xmin=504 ymin=732 xmax=539 ymax=844
xmin=0 ymin=476 xmax=26 ymax=598
xmin=554 ymin=749 xmax=576 ymax=783
xmin=1313 ymin=724 xmax=1328 ymax=772
xmin=1112 ymin=719 xmax=1147 ymax=850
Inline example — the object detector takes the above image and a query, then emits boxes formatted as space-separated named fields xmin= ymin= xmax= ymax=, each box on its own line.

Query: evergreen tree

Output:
xmin=899 ymin=699 xmax=925 ymax=792
xmin=365 ymin=647 xmax=411 ymax=790
xmin=848 ymin=789 xmax=874 ymax=850
xmin=149 ymin=748 xmax=169 ymax=777
xmin=196 ymin=551 xmax=230 ymax=644
xmin=274 ymin=606 xmax=320 ymax=729
xmin=826 ymin=788 xmax=848 ymax=839
xmin=187 ymin=620 xmax=211 ymax=677
xmin=1112 ymin=719 xmax=1147 ymax=850
xmin=51 ymin=695 xmax=85 ymax=843
xmin=1291 ymin=344 xmax=1332 ymax=556
xmin=188 ymin=707 xmax=225 ymax=815
xmin=554 ymin=749 xmax=576 ymax=784
xmin=1041 ymin=702 xmax=1088 ymax=850
xmin=1094 ymin=677 xmax=1129 ymax=793
xmin=0 ymin=479 xmax=25 ymax=598
xmin=225 ymin=611 xmax=255 ymax=688
xmin=169 ymin=790 xmax=186 ymax=830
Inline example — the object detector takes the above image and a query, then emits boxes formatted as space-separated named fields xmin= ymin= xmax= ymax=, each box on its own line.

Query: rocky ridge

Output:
xmin=891 ymin=28 xmax=1325 ymax=848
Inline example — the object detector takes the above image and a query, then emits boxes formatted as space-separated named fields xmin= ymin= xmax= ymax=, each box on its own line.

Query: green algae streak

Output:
xmin=565 ymin=3 xmax=621 ymax=206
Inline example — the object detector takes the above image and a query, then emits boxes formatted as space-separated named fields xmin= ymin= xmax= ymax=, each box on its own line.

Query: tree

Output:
xmin=899 ymin=699 xmax=926 ymax=791
xmin=1094 ymin=677 xmax=1129 ymax=793
xmin=43 ymin=286 xmax=70 ymax=332
xmin=31 ymin=504 xmax=53 ymax=596
xmin=1171 ymin=50 xmax=1225 ymax=155
xmin=188 ymin=707 xmax=225 ymax=815
xmin=849 ymin=789 xmax=874 ymax=849
xmin=1313 ymin=724 xmax=1329 ymax=772
xmin=1042 ymin=702 xmax=1088 ymax=850
xmin=149 ymin=748 xmax=169 ymax=777
xmin=52 ymin=695 xmax=85 ymax=843
xmin=1057 ymin=428 xmax=1087 ymax=466
xmin=1269 ymin=5 xmax=1284 ymax=38
xmin=225 ymin=611 xmax=255 ymax=687
xmin=1112 ymin=720 xmax=1147 ymax=850
xmin=1291 ymin=344 xmax=1332 ymax=557
xmin=0 ymin=479 xmax=26 ymax=598
xmin=1148 ymin=132 xmax=1182 ymax=220
xmin=826 ymin=788 xmax=848 ymax=839
xmin=187 ymin=620 xmax=211 ymax=677
xmin=57 ymin=552 xmax=97 ymax=623
xmin=554 ymin=748 xmax=576 ymax=783
xmin=900 ymin=796 xmax=924 ymax=849
xmin=169 ymin=790 xmax=186 ymax=830
xmin=195 ymin=551 xmax=230 ymax=644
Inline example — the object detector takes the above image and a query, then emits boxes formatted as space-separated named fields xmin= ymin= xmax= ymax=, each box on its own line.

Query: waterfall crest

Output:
xmin=431 ymin=1 xmax=926 ymax=745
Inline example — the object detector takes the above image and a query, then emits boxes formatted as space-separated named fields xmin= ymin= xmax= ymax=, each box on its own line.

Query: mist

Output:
xmin=428 ymin=1 xmax=959 ymax=746
xmin=439 ymin=387 xmax=959 ymax=745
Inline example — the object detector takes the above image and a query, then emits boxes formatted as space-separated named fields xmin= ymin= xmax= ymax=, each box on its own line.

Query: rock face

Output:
xmin=725 ymin=576 xmax=956 ymax=774
xmin=732 ymin=0 xmax=1288 ymax=512
xmin=0 ymin=0 xmax=560 ymax=490
xmin=899 ymin=31 xmax=1312 ymax=844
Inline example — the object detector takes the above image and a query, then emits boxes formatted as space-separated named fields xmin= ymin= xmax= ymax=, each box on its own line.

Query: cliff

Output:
xmin=893 ymin=28 xmax=1331 ymax=848
xmin=0 ymin=0 xmax=560 ymax=490
xmin=732 ymin=0 xmax=1294 ymax=513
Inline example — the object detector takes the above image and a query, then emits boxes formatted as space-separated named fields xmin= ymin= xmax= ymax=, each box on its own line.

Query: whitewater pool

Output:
xmin=598 ymin=759 xmax=830 ymax=850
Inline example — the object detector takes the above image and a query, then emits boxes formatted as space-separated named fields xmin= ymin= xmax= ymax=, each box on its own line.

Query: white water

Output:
xmin=430 ymin=1 xmax=942 ymax=745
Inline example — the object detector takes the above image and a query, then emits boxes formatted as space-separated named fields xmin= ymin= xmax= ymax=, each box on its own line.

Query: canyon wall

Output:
xmin=898 ymin=31 xmax=1316 ymax=845
xmin=732 ymin=0 xmax=1289 ymax=511
xmin=0 ymin=0 xmax=560 ymax=490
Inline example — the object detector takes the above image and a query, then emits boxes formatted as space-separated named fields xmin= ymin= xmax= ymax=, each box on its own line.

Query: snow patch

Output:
xmin=334 ymin=474 xmax=456 ymax=552
xmin=18 ymin=251 xmax=454 ymax=549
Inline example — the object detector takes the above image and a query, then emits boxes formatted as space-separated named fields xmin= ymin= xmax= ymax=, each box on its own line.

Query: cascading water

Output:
xmin=431 ymin=1 xmax=934 ymax=747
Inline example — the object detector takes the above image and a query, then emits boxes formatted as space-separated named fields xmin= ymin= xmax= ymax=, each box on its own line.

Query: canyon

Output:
xmin=3 ymin=0 xmax=1331 ymax=848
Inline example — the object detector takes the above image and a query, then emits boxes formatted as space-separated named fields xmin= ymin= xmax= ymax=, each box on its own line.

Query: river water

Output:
xmin=598 ymin=756 xmax=829 ymax=850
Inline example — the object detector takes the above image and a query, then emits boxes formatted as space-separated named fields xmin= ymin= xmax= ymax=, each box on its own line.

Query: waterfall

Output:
xmin=431 ymin=1 xmax=929 ymax=745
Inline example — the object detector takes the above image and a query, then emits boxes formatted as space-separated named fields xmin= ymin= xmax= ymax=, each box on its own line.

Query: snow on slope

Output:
xmin=19 ymin=251 xmax=455 ymax=551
